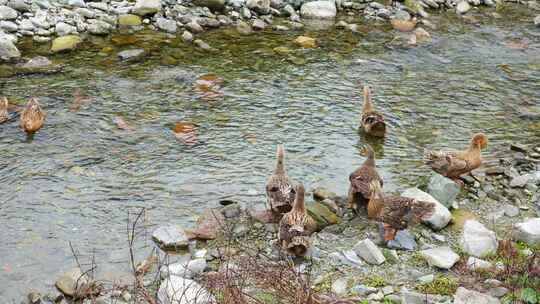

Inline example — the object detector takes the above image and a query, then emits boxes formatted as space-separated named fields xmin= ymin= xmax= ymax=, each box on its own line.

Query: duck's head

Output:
xmin=471 ymin=133 xmax=488 ymax=150
xmin=26 ymin=97 xmax=41 ymax=111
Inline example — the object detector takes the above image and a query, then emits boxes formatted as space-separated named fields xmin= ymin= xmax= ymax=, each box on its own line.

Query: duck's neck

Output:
xmin=274 ymin=146 xmax=286 ymax=175
xmin=293 ymin=189 xmax=306 ymax=214
xmin=362 ymin=87 xmax=374 ymax=114
xmin=364 ymin=151 xmax=376 ymax=167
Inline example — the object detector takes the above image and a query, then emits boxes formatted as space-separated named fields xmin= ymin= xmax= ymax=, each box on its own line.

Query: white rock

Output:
xmin=420 ymin=246 xmax=459 ymax=269
xmin=0 ymin=5 xmax=17 ymax=20
xmin=460 ymin=220 xmax=498 ymax=258
xmin=246 ymin=0 xmax=270 ymax=14
xmin=74 ymin=8 xmax=95 ymax=18
xmin=515 ymin=218 xmax=540 ymax=245
xmin=158 ymin=276 xmax=213 ymax=304
xmin=133 ymin=0 xmax=161 ymax=15
xmin=182 ymin=30 xmax=193 ymax=42
xmin=300 ymin=1 xmax=336 ymax=19
xmin=0 ymin=34 xmax=20 ymax=60
xmin=152 ymin=225 xmax=190 ymax=250
xmin=87 ymin=19 xmax=113 ymax=35
xmin=19 ymin=19 xmax=34 ymax=31
xmin=401 ymin=188 xmax=451 ymax=230
xmin=331 ymin=277 xmax=348 ymax=295
xmin=161 ymin=259 xmax=207 ymax=279
xmin=353 ymin=238 xmax=385 ymax=265
xmin=56 ymin=22 xmax=77 ymax=36
xmin=535 ymin=15 xmax=540 ymax=27
xmin=467 ymin=257 xmax=493 ymax=271
xmin=456 ymin=0 xmax=471 ymax=14
xmin=0 ymin=20 xmax=17 ymax=32
xmin=68 ymin=0 xmax=86 ymax=7
xmin=401 ymin=287 xmax=446 ymax=304
xmin=454 ymin=287 xmax=500 ymax=304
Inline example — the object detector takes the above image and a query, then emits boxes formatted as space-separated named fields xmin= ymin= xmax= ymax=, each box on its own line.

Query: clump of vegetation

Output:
xmin=415 ymin=276 xmax=459 ymax=296
xmin=364 ymin=275 xmax=387 ymax=288
xmin=408 ymin=251 xmax=428 ymax=267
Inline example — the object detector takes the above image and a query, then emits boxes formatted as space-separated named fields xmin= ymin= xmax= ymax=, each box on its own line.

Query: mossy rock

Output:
xmin=118 ymin=14 xmax=142 ymax=26
xmin=449 ymin=209 xmax=476 ymax=232
xmin=307 ymin=201 xmax=341 ymax=230
xmin=51 ymin=35 xmax=82 ymax=53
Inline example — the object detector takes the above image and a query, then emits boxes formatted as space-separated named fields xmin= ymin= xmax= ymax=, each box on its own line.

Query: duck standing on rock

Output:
xmin=0 ymin=97 xmax=8 ymax=124
xmin=424 ymin=133 xmax=488 ymax=185
xmin=347 ymin=144 xmax=383 ymax=215
xmin=278 ymin=183 xmax=317 ymax=257
xmin=20 ymin=97 xmax=45 ymax=133
xmin=368 ymin=181 xmax=435 ymax=241
xmin=266 ymin=144 xmax=296 ymax=218
xmin=360 ymin=85 xmax=386 ymax=138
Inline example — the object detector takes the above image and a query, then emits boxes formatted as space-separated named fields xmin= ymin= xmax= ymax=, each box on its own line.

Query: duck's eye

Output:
xmin=269 ymin=187 xmax=279 ymax=192
xmin=366 ymin=117 xmax=375 ymax=123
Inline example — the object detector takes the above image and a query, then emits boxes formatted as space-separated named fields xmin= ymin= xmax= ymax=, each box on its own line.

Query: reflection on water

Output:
xmin=1 ymin=8 xmax=540 ymax=300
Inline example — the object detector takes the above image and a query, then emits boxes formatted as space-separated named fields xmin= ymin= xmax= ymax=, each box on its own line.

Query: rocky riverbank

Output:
xmin=26 ymin=142 xmax=540 ymax=303
xmin=1 ymin=0 xmax=540 ymax=62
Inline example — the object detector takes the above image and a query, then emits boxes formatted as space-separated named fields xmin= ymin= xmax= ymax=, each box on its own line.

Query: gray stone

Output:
xmin=133 ymin=0 xmax=161 ymax=15
xmin=161 ymin=258 xmax=207 ymax=279
xmin=300 ymin=1 xmax=336 ymax=19
xmin=68 ymin=0 xmax=86 ymax=7
xmin=427 ymin=174 xmax=460 ymax=207
xmin=401 ymin=288 xmax=445 ymax=304
xmin=502 ymin=204 xmax=519 ymax=217
xmin=460 ymin=220 xmax=498 ymax=258
xmin=456 ymin=0 xmax=471 ymax=14
xmin=417 ymin=274 xmax=434 ymax=283
xmin=19 ymin=19 xmax=34 ymax=31
xmin=515 ymin=218 xmax=540 ymax=245
xmin=157 ymin=276 xmax=213 ymax=304
xmin=331 ymin=277 xmax=348 ymax=295
xmin=382 ymin=286 xmax=394 ymax=295
xmin=467 ymin=257 xmax=493 ymax=271
xmin=193 ymin=0 xmax=225 ymax=11
xmin=535 ymin=15 xmax=540 ymax=27
xmin=420 ymin=246 xmax=459 ymax=269
xmin=88 ymin=2 xmax=108 ymax=11
xmin=454 ymin=287 xmax=500 ymax=304
xmin=252 ymin=19 xmax=266 ymax=30
xmin=30 ymin=11 xmax=51 ymax=29
xmin=87 ymin=19 xmax=112 ymax=35
xmin=240 ymin=7 xmax=251 ymax=18
xmin=488 ymin=287 xmax=508 ymax=298
xmin=152 ymin=225 xmax=189 ymax=250
xmin=333 ymin=249 xmax=364 ymax=267
xmin=155 ymin=17 xmax=177 ymax=33
xmin=56 ymin=22 xmax=77 ymax=36
xmin=194 ymin=39 xmax=213 ymax=51
xmin=510 ymin=172 xmax=540 ymax=188
xmin=8 ymin=0 xmax=30 ymax=12
xmin=55 ymin=268 xmax=89 ymax=296
xmin=0 ymin=35 xmax=19 ymax=60
xmin=246 ymin=0 xmax=270 ymax=14
xmin=0 ymin=5 xmax=17 ymax=20
xmin=394 ymin=9 xmax=411 ymax=20
xmin=186 ymin=20 xmax=203 ymax=33
xmin=74 ymin=8 xmax=95 ymax=18
xmin=402 ymin=188 xmax=451 ymax=230
xmin=351 ymin=284 xmax=377 ymax=296
xmin=0 ymin=20 xmax=16 ymax=32
xmin=181 ymin=30 xmax=193 ymax=42
xmin=387 ymin=229 xmax=417 ymax=251
xmin=353 ymin=238 xmax=385 ymax=265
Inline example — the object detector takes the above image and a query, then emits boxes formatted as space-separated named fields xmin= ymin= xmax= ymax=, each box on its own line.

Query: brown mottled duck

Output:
xmin=20 ymin=97 xmax=45 ymax=133
xmin=347 ymin=144 xmax=383 ymax=215
xmin=360 ymin=85 xmax=386 ymax=138
xmin=266 ymin=144 xmax=296 ymax=216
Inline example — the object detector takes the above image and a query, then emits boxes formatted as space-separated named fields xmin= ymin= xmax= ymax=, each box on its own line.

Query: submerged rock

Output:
xmin=152 ymin=225 xmax=190 ymax=250
xmin=15 ymin=56 xmax=61 ymax=74
xmin=427 ymin=173 xmax=460 ymax=207
xmin=55 ymin=268 xmax=89 ymax=296
xmin=454 ymin=287 xmax=500 ymax=304
xmin=117 ymin=48 xmax=145 ymax=61
xmin=515 ymin=218 xmax=540 ymax=245
xmin=158 ymin=276 xmax=213 ymax=304
xmin=420 ymin=246 xmax=459 ymax=269
xmin=50 ymin=35 xmax=82 ymax=53
xmin=294 ymin=35 xmax=316 ymax=48
xmin=353 ymin=238 xmax=385 ymax=265
xmin=402 ymin=188 xmax=451 ymax=230
xmin=300 ymin=1 xmax=336 ymax=19
xmin=460 ymin=220 xmax=497 ymax=258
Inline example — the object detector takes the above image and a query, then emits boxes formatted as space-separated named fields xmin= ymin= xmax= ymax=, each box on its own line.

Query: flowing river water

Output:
xmin=1 ymin=7 xmax=540 ymax=300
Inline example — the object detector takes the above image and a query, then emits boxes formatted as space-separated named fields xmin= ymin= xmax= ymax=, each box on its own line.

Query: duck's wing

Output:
xmin=380 ymin=196 xmax=415 ymax=230
xmin=424 ymin=149 xmax=468 ymax=176
xmin=349 ymin=166 xmax=382 ymax=198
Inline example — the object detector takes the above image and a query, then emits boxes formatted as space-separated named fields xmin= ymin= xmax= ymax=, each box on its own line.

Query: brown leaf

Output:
xmin=173 ymin=121 xmax=198 ymax=146
xmin=113 ymin=116 xmax=135 ymax=131
xmin=195 ymin=74 xmax=224 ymax=102
xmin=505 ymin=39 xmax=528 ymax=50
xmin=391 ymin=19 xmax=417 ymax=32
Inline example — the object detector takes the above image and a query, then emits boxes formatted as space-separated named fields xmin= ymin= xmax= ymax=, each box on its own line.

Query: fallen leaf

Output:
xmin=243 ymin=133 xmax=257 ymax=144
xmin=391 ymin=19 xmax=417 ymax=32
xmin=173 ymin=121 xmax=198 ymax=146
xmin=505 ymin=39 xmax=529 ymax=50
xmin=194 ymin=74 xmax=224 ymax=102
xmin=113 ymin=116 xmax=135 ymax=131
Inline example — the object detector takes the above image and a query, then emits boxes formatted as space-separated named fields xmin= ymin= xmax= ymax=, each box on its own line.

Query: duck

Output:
xmin=20 ymin=97 xmax=46 ymax=133
xmin=266 ymin=144 xmax=296 ymax=217
xmin=0 ymin=97 xmax=8 ymax=124
xmin=278 ymin=183 xmax=317 ymax=257
xmin=424 ymin=133 xmax=488 ymax=185
xmin=360 ymin=85 xmax=386 ymax=138
xmin=347 ymin=144 xmax=383 ymax=215
xmin=367 ymin=181 xmax=435 ymax=241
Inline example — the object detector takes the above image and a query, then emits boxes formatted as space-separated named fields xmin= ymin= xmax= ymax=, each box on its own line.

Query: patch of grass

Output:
xmin=415 ymin=276 xmax=458 ymax=296
xmin=364 ymin=275 xmax=387 ymax=288
xmin=408 ymin=252 xmax=427 ymax=267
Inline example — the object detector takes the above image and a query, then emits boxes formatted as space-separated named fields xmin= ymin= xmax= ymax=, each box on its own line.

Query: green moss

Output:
xmin=408 ymin=252 xmax=428 ymax=267
xmin=365 ymin=276 xmax=387 ymax=288
xmin=415 ymin=276 xmax=458 ymax=296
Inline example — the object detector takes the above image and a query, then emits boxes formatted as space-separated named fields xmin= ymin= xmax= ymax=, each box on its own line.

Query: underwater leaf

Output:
xmin=173 ymin=121 xmax=198 ymax=146
xmin=520 ymin=288 xmax=537 ymax=304
xmin=195 ymin=73 xmax=224 ymax=101
xmin=391 ymin=19 xmax=416 ymax=32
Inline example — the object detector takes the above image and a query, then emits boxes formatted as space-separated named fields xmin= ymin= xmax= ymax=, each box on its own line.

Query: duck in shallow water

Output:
xmin=278 ymin=183 xmax=317 ymax=257
xmin=266 ymin=144 xmax=296 ymax=218
xmin=367 ymin=181 xmax=435 ymax=241
xmin=360 ymin=85 xmax=386 ymax=138
xmin=0 ymin=97 xmax=8 ymax=124
xmin=20 ymin=97 xmax=45 ymax=133
xmin=347 ymin=144 xmax=383 ymax=215
xmin=424 ymin=133 xmax=488 ymax=185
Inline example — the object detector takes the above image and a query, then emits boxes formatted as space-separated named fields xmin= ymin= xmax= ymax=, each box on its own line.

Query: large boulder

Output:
xmin=133 ymin=0 xmax=161 ymax=16
xmin=353 ymin=238 xmax=385 ymax=265
xmin=0 ymin=35 xmax=20 ymax=61
xmin=246 ymin=0 xmax=270 ymax=14
xmin=0 ymin=5 xmax=18 ymax=20
xmin=401 ymin=188 xmax=451 ymax=230
xmin=427 ymin=173 xmax=460 ymax=207
xmin=454 ymin=287 xmax=500 ymax=304
xmin=158 ymin=276 xmax=214 ymax=304
xmin=515 ymin=218 xmax=540 ymax=245
xmin=50 ymin=35 xmax=82 ymax=53
xmin=300 ymin=1 xmax=336 ymax=19
xmin=460 ymin=220 xmax=497 ymax=258
xmin=420 ymin=246 xmax=459 ymax=269
xmin=152 ymin=225 xmax=190 ymax=250
xmin=55 ymin=268 xmax=89 ymax=297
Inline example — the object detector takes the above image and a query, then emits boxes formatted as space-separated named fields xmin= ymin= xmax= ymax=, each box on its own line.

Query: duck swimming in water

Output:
xmin=360 ymin=85 xmax=386 ymax=138
xmin=266 ymin=144 xmax=296 ymax=217
xmin=20 ymin=97 xmax=45 ymax=133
